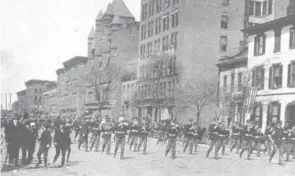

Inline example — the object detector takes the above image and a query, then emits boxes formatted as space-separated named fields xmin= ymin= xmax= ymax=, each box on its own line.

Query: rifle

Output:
xmin=268 ymin=134 xmax=284 ymax=164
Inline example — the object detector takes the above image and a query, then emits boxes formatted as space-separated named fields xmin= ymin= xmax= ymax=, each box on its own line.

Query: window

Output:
xmin=290 ymin=27 xmax=295 ymax=49
xmin=163 ymin=15 xmax=169 ymax=31
xmin=288 ymin=62 xmax=295 ymax=87
xmin=252 ymin=103 xmax=263 ymax=127
xmin=155 ymin=16 xmax=162 ymax=34
xmin=140 ymin=44 xmax=146 ymax=59
xmin=223 ymin=75 xmax=228 ymax=92
xmin=35 ymin=88 xmax=38 ymax=93
xmin=254 ymin=34 xmax=266 ymax=56
xmin=267 ymin=102 xmax=281 ymax=125
xmin=142 ymin=3 xmax=148 ymax=20
xmin=141 ymin=24 xmax=147 ymax=40
xmin=274 ymin=29 xmax=281 ymax=53
xmin=252 ymin=67 xmax=265 ymax=90
xmin=148 ymin=21 xmax=153 ymax=37
xmin=156 ymin=0 xmax=162 ymax=13
xmin=171 ymin=32 xmax=178 ymax=50
xmin=172 ymin=0 xmax=179 ymax=5
xmin=269 ymin=64 xmax=283 ymax=89
xmin=248 ymin=0 xmax=272 ymax=16
xmin=220 ymin=36 xmax=228 ymax=52
xmin=162 ymin=35 xmax=169 ymax=51
xmin=164 ymin=0 xmax=170 ymax=8
xmin=147 ymin=42 xmax=153 ymax=57
xmin=238 ymin=72 xmax=243 ymax=91
xmin=222 ymin=0 xmax=229 ymax=5
xmin=171 ymin=10 xmax=179 ymax=27
xmin=230 ymin=73 xmax=235 ymax=92
xmin=221 ymin=14 xmax=228 ymax=29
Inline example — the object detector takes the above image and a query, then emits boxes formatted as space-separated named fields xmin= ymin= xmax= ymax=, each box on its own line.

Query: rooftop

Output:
xmin=25 ymin=79 xmax=56 ymax=87
xmin=217 ymin=47 xmax=248 ymax=69
xmin=103 ymin=0 xmax=134 ymax=19
xmin=242 ymin=15 xmax=295 ymax=35
xmin=62 ymin=56 xmax=88 ymax=69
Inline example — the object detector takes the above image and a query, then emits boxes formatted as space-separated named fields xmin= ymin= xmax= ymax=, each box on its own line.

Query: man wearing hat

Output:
xmin=90 ymin=118 xmax=101 ymax=152
xmin=240 ymin=122 xmax=254 ymax=159
xmin=230 ymin=122 xmax=241 ymax=153
xmin=129 ymin=117 xmax=140 ymax=151
xmin=137 ymin=119 xmax=150 ymax=154
xmin=165 ymin=119 xmax=180 ymax=159
xmin=113 ymin=116 xmax=128 ymax=159
xmin=53 ymin=122 xmax=70 ymax=167
xmin=183 ymin=119 xmax=193 ymax=153
xmin=35 ymin=123 xmax=52 ymax=167
xmin=206 ymin=118 xmax=221 ymax=159
xmin=100 ymin=115 xmax=113 ymax=155
xmin=78 ymin=116 xmax=90 ymax=152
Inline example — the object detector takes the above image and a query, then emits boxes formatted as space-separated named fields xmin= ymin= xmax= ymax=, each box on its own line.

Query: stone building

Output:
xmin=217 ymin=0 xmax=292 ymax=126
xmin=242 ymin=13 xmax=295 ymax=130
xmin=85 ymin=0 xmax=139 ymax=118
xmin=43 ymin=82 xmax=58 ymax=114
xmin=15 ymin=90 xmax=27 ymax=114
xmin=120 ymin=74 xmax=137 ymax=119
xmin=56 ymin=56 xmax=88 ymax=116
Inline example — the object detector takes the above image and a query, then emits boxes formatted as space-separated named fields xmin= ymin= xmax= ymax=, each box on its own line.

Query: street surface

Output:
xmin=1 ymin=137 xmax=294 ymax=176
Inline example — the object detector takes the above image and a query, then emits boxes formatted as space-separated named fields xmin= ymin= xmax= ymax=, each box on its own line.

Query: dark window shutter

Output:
xmin=267 ymin=103 xmax=271 ymax=125
xmin=261 ymin=68 xmax=265 ymax=89
xmin=288 ymin=64 xmax=291 ymax=87
xmin=262 ymin=34 xmax=266 ymax=54
xmin=279 ymin=65 xmax=283 ymax=88
xmin=278 ymin=103 xmax=281 ymax=122
xmin=254 ymin=36 xmax=257 ymax=55
xmin=252 ymin=69 xmax=255 ymax=87
xmin=269 ymin=66 xmax=273 ymax=89
xmin=259 ymin=103 xmax=263 ymax=128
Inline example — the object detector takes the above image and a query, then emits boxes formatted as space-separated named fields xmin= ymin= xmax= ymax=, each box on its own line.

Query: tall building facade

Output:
xmin=84 ymin=0 xmax=139 ymax=118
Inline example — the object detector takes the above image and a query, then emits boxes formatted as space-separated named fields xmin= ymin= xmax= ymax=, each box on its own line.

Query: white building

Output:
xmin=243 ymin=14 xmax=295 ymax=130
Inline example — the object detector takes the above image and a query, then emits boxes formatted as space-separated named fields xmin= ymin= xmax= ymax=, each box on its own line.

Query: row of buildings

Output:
xmin=13 ymin=0 xmax=295 ymax=129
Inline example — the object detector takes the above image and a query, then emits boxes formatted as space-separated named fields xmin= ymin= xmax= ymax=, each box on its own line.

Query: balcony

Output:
xmin=248 ymin=14 xmax=273 ymax=24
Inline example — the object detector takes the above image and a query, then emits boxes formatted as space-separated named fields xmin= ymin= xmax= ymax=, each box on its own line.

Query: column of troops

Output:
xmin=2 ymin=112 xmax=295 ymax=171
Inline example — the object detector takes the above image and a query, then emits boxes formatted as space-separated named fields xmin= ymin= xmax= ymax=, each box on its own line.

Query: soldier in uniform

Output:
xmin=182 ymin=119 xmax=193 ymax=153
xmin=137 ymin=119 xmax=150 ymax=154
xmin=35 ymin=123 xmax=52 ymax=167
xmin=269 ymin=121 xmax=284 ymax=165
xmin=100 ymin=115 xmax=113 ymax=155
xmin=26 ymin=121 xmax=39 ymax=165
xmin=206 ymin=119 xmax=221 ymax=159
xmin=113 ymin=116 xmax=128 ymax=159
xmin=90 ymin=119 xmax=101 ymax=152
xmin=290 ymin=127 xmax=295 ymax=159
xmin=165 ymin=119 xmax=180 ymax=159
xmin=188 ymin=122 xmax=198 ymax=155
xmin=157 ymin=122 xmax=165 ymax=145
xmin=230 ymin=122 xmax=241 ymax=153
xmin=280 ymin=125 xmax=292 ymax=161
xmin=249 ymin=125 xmax=263 ymax=157
xmin=264 ymin=124 xmax=273 ymax=155
xmin=129 ymin=118 xmax=140 ymax=151
xmin=64 ymin=121 xmax=72 ymax=163
xmin=217 ymin=122 xmax=227 ymax=156
xmin=78 ymin=116 xmax=90 ymax=152
xmin=240 ymin=123 xmax=254 ymax=159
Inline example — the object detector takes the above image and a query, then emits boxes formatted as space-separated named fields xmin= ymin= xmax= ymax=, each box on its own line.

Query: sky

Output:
xmin=0 ymin=0 xmax=140 ymax=107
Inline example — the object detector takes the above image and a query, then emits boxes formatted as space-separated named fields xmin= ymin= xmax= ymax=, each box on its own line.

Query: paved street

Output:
xmin=1 ymin=137 xmax=294 ymax=176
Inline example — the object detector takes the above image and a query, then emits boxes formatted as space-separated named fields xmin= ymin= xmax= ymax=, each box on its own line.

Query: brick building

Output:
xmin=84 ymin=0 xmax=139 ymax=118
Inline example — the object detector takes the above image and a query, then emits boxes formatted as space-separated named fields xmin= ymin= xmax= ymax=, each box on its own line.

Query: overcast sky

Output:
xmin=0 ymin=0 xmax=140 ymax=106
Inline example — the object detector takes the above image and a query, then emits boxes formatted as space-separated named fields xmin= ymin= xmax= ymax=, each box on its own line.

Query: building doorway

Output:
xmin=285 ymin=102 xmax=295 ymax=126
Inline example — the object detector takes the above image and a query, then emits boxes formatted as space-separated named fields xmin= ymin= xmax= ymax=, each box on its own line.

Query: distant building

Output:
xmin=43 ymin=82 xmax=58 ymax=114
xmin=56 ymin=56 xmax=88 ymax=116
xmin=242 ymin=14 xmax=295 ymax=129
xmin=121 ymin=74 xmax=137 ymax=119
xmin=15 ymin=90 xmax=27 ymax=113
xmin=85 ymin=0 xmax=139 ymax=118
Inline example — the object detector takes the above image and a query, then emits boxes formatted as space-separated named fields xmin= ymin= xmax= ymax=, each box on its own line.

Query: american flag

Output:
xmin=242 ymin=86 xmax=258 ymax=120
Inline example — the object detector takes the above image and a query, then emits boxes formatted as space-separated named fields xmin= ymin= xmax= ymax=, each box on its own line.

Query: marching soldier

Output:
xmin=157 ymin=122 xmax=166 ymax=145
xmin=64 ymin=121 xmax=72 ymax=163
xmin=217 ymin=122 xmax=227 ymax=156
xmin=90 ymin=119 xmax=101 ymax=152
xmin=230 ymin=122 xmax=241 ymax=153
xmin=290 ymin=127 xmax=295 ymax=159
xmin=78 ymin=116 xmax=90 ymax=152
xmin=206 ymin=119 xmax=221 ymax=159
xmin=249 ymin=125 xmax=263 ymax=157
xmin=129 ymin=117 xmax=140 ymax=151
xmin=165 ymin=119 xmax=180 ymax=159
xmin=264 ymin=124 xmax=273 ymax=155
xmin=268 ymin=121 xmax=284 ymax=165
xmin=240 ymin=123 xmax=254 ymax=159
xmin=113 ymin=116 xmax=128 ymax=159
xmin=188 ymin=122 xmax=199 ymax=155
xmin=26 ymin=121 xmax=39 ymax=165
xmin=280 ymin=126 xmax=292 ymax=161
xmin=35 ymin=123 xmax=52 ymax=168
xmin=100 ymin=115 xmax=113 ymax=155
xmin=183 ymin=119 xmax=193 ymax=153
xmin=137 ymin=119 xmax=150 ymax=154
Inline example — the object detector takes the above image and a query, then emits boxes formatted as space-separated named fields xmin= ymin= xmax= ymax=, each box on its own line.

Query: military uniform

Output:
xmin=206 ymin=122 xmax=221 ymax=158
xmin=165 ymin=122 xmax=179 ymax=159
xmin=90 ymin=120 xmax=101 ymax=152
xmin=137 ymin=122 xmax=150 ymax=154
xmin=217 ymin=126 xmax=227 ymax=156
xmin=100 ymin=119 xmax=113 ymax=154
xmin=188 ymin=125 xmax=199 ymax=154
xmin=269 ymin=124 xmax=284 ymax=164
xmin=53 ymin=125 xmax=71 ymax=167
xmin=280 ymin=128 xmax=292 ymax=161
xmin=182 ymin=121 xmax=193 ymax=153
xmin=249 ymin=129 xmax=263 ymax=157
xmin=230 ymin=125 xmax=241 ymax=153
xmin=113 ymin=118 xmax=128 ymax=159
xmin=239 ymin=126 xmax=254 ymax=159
xmin=129 ymin=121 xmax=140 ymax=151
xmin=78 ymin=119 xmax=90 ymax=152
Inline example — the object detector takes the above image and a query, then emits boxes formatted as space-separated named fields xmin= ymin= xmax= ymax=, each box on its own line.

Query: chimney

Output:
xmin=287 ymin=0 xmax=295 ymax=16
